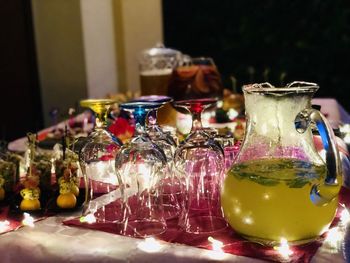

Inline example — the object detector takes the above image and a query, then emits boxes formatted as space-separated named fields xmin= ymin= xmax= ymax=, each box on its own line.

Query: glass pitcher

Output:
xmin=221 ymin=81 xmax=342 ymax=245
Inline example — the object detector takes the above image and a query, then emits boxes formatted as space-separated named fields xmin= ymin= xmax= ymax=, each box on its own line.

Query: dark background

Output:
xmin=0 ymin=0 xmax=43 ymax=142
xmin=163 ymin=0 xmax=350 ymax=111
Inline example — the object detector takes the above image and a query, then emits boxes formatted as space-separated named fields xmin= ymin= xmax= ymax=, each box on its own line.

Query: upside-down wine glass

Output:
xmin=173 ymin=98 xmax=227 ymax=234
xmin=115 ymin=101 xmax=168 ymax=237
xmin=79 ymin=99 xmax=122 ymax=223
xmin=133 ymin=95 xmax=180 ymax=219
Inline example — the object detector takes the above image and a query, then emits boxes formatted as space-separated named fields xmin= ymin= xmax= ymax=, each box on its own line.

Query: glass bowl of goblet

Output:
xmin=133 ymin=95 xmax=181 ymax=219
xmin=173 ymin=98 xmax=227 ymax=234
xmin=115 ymin=101 xmax=170 ymax=237
xmin=79 ymin=99 xmax=122 ymax=223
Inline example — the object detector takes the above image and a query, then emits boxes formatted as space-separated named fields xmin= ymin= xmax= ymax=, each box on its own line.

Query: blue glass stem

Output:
xmin=133 ymin=107 xmax=148 ymax=136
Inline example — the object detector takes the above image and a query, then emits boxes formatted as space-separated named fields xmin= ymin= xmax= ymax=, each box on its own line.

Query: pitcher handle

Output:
xmin=295 ymin=108 xmax=342 ymax=206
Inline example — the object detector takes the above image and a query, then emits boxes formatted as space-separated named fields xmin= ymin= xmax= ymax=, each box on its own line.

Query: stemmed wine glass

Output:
xmin=133 ymin=95 xmax=180 ymax=219
xmin=115 ymin=101 xmax=168 ymax=237
xmin=79 ymin=99 xmax=122 ymax=223
xmin=173 ymin=98 xmax=227 ymax=234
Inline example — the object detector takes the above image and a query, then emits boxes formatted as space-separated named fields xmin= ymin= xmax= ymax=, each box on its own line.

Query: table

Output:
xmin=0 ymin=189 xmax=267 ymax=263
xmin=3 ymin=98 xmax=350 ymax=262
xmin=0 ymin=188 xmax=349 ymax=263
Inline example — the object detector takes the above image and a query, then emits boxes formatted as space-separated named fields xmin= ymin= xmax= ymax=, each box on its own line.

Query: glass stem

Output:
xmin=134 ymin=110 xmax=148 ymax=136
xmin=95 ymin=110 xmax=107 ymax=130
xmin=191 ymin=110 xmax=203 ymax=132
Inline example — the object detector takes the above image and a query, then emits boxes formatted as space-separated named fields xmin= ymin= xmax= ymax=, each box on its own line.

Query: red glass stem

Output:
xmin=191 ymin=105 xmax=203 ymax=132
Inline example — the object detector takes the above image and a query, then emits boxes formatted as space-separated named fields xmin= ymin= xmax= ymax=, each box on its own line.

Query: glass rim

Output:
xmin=119 ymin=101 xmax=162 ymax=110
xmin=80 ymin=99 xmax=117 ymax=108
xmin=140 ymin=44 xmax=182 ymax=58
xmin=132 ymin=95 xmax=173 ymax=104
xmin=173 ymin=98 xmax=218 ymax=107
xmin=243 ymin=81 xmax=319 ymax=94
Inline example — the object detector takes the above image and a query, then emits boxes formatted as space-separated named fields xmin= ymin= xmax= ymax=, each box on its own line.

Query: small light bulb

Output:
xmin=22 ymin=213 xmax=35 ymax=227
xmin=206 ymin=236 xmax=226 ymax=260
xmin=274 ymin=238 xmax=293 ymax=259
xmin=325 ymin=227 xmax=343 ymax=249
xmin=80 ymin=214 xmax=96 ymax=224
xmin=137 ymin=237 xmax=163 ymax=253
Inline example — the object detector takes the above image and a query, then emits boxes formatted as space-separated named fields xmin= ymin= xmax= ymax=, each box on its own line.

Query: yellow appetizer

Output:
xmin=56 ymin=179 xmax=77 ymax=209
xmin=20 ymin=187 xmax=41 ymax=211
xmin=20 ymin=169 xmax=41 ymax=211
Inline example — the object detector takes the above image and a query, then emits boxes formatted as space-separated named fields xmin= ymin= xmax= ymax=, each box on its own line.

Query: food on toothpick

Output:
xmin=25 ymin=133 xmax=53 ymax=190
xmin=20 ymin=187 xmax=41 ymax=211
xmin=19 ymin=133 xmax=50 ymax=211
xmin=56 ymin=162 xmax=80 ymax=196
xmin=54 ymin=140 xmax=80 ymax=209
xmin=56 ymin=180 xmax=77 ymax=209
xmin=20 ymin=168 xmax=41 ymax=211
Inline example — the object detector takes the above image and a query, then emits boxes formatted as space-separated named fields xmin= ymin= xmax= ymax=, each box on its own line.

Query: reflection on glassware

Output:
xmin=161 ymin=125 xmax=179 ymax=146
xmin=79 ymin=99 xmax=122 ymax=223
xmin=173 ymin=98 xmax=227 ymax=234
xmin=115 ymin=102 xmax=168 ymax=237
xmin=133 ymin=95 xmax=180 ymax=220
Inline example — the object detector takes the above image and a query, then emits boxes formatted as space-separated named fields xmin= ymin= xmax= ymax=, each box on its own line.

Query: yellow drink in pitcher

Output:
xmin=221 ymin=158 xmax=338 ymax=244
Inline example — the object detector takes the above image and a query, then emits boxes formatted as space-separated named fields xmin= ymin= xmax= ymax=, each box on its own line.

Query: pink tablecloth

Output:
xmin=64 ymin=187 xmax=350 ymax=263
